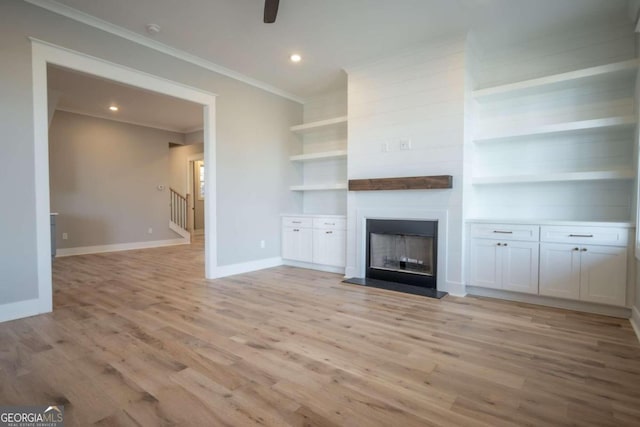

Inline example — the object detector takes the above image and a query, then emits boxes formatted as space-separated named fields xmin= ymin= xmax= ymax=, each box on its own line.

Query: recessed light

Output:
xmin=109 ymin=106 xmax=119 ymax=112
xmin=290 ymin=54 xmax=302 ymax=63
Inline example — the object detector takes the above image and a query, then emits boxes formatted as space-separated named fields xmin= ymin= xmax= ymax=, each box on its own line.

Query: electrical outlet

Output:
xmin=399 ymin=139 xmax=412 ymax=150
xmin=260 ymin=240 xmax=266 ymax=249
xmin=381 ymin=141 xmax=390 ymax=152
xmin=147 ymin=227 xmax=153 ymax=234
xmin=62 ymin=232 xmax=68 ymax=240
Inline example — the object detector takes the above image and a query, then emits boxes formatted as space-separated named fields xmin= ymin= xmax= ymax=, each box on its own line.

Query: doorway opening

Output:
xmin=31 ymin=40 xmax=217 ymax=317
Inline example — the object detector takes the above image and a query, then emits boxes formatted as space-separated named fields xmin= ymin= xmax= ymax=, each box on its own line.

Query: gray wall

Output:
xmin=49 ymin=111 xmax=181 ymax=248
xmin=0 ymin=1 xmax=302 ymax=306
xmin=169 ymin=143 xmax=204 ymax=196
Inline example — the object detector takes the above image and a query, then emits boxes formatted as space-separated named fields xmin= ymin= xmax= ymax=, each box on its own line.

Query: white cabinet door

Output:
xmin=539 ymin=243 xmax=581 ymax=300
xmin=579 ymin=245 xmax=627 ymax=306
xmin=313 ymin=229 xmax=346 ymax=267
xmin=469 ymin=239 xmax=502 ymax=289
xmin=282 ymin=227 xmax=313 ymax=262
xmin=501 ymin=241 xmax=539 ymax=295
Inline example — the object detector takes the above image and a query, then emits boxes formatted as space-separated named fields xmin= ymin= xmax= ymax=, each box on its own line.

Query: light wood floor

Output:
xmin=1 ymin=239 xmax=640 ymax=426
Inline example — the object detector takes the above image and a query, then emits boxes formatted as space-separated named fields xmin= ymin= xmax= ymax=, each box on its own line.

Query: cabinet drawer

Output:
xmin=282 ymin=216 xmax=313 ymax=228
xmin=540 ymin=226 xmax=629 ymax=246
xmin=313 ymin=217 xmax=346 ymax=230
xmin=470 ymin=223 xmax=539 ymax=242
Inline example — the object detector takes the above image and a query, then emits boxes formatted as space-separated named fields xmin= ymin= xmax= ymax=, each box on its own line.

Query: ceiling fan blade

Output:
xmin=264 ymin=0 xmax=279 ymax=23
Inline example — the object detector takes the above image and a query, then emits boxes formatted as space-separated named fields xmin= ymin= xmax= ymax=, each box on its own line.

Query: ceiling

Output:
xmin=35 ymin=0 xmax=632 ymax=100
xmin=48 ymin=65 xmax=203 ymax=133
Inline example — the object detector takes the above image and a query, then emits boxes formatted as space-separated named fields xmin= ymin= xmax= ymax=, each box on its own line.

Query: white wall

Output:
xmin=345 ymin=36 xmax=467 ymax=295
xmin=0 ymin=1 xmax=301 ymax=306
xmin=49 ymin=111 xmax=181 ymax=248
xmin=300 ymin=90 xmax=348 ymax=214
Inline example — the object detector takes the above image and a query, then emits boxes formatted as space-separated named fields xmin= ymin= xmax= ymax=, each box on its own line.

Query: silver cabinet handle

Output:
xmin=293 ymin=229 xmax=300 ymax=232
xmin=493 ymin=231 xmax=513 ymax=234
xmin=292 ymin=221 xmax=302 ymax=224
xmin=570 ymin=234 xmax=593 ymax=238
xmin=324 ymin=222 xmax=335 ymax=225
xmin=326 ymin=231 xmax=333 ymax=234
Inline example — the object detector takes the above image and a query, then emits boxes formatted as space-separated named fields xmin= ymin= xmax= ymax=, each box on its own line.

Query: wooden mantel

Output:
xmin=348 ymin=175 xmax=453 ymax=191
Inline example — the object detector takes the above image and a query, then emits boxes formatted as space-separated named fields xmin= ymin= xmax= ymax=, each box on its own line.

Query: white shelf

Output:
xmin=290 ymin=116 xmax=347 ymax=134
xmin=290 ymin=183 xmax=348 ymax=191
xmin=474 ymin=59 xmax=640 ymax=102
xmin=290 ymin=150 xmax=348 ymax=162
xmin=472 ymin=170 xmax=634 ymax=185
xmin=475 ymin=116 xmax=637 ymax=143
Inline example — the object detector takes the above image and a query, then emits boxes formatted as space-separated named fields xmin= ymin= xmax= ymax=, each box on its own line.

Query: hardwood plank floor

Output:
xmin=1 ymin=238 xmax=639 ymax=426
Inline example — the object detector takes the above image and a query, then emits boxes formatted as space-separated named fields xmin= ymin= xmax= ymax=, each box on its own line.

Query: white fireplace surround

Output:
xmin=347 ymin=207 xmax=463 ymax=295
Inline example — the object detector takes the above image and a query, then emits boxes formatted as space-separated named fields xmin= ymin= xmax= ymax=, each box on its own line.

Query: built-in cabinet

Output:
xmin=469 ymin=222 xmax=631 ymax=307
xmin=282 ymin=215 xmax=346 ymax=271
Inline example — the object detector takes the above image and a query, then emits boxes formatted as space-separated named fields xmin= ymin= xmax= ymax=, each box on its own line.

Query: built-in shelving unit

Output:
xmin=474 ymin=116 xmax=636 ymax=143
xmin=469 ymin=58 xmax=638 ymax=222
xmin=289 ymin=114 xmax=348 ymax=207
xmin=473 ymin=59 xmax=640 ymax=102
xmin=289 ymin=150 xmax=347 ymax=162
xmin=290 ymin=116 xmax=348 ymax=134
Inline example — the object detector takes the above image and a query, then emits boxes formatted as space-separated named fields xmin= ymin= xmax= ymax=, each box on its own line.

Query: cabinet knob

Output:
xmin=503 ymin=243 xmax=508 ymax=247
xmin=573 ymin=247 xmax=579 ymax=251
xmin=293 ymin=229 xmax=299 ymax=232
xmin=497 ymin=243 xmax=502 ymax=246
xmin=326 ymin=231 xmax=333 ymax=234
xmin=581 ymin=248 xmax=587 ymax=252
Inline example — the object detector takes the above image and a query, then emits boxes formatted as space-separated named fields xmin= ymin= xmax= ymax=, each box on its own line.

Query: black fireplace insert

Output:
xmin=366 ymin=219 xmax=437 ymax=289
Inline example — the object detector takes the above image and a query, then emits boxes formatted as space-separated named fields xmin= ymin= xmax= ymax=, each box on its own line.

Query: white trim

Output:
xmin=30 ymin=39 xmax=218 ymax=323
xmin=214 ymin=257 xmax=283 ymax=278
xmin=169 ymin=221 xmax=191 ymax=240
xmin=631 ymin=306 xmax=640 ymax=342
xmin=24 ymin=0 xmax=304 ymax=104
xmin=0 ymin=299 xmax=43 ymax=323
xmin=283 ymin=260 xmax=346 ymax=275
xmin=467 ymin=286 xmax=632 ymax=318
xmin=186 ymin=153 xmax=205 ymax=232
xmin=55 ymin=107 xmax=194 ymax=134
xmin=56 ymin=238 xmax=188 ymax=257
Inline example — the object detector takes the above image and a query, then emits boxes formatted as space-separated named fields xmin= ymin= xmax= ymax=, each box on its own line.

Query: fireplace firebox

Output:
xmin=343 ymin=218 xmax=446 ymax=299
xmin=366 ymin=219 xmax=437 ymax=289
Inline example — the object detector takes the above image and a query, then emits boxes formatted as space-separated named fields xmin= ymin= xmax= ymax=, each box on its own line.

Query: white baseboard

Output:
xmin=169 ymin=221 xmax=191 ymax=240
xmin=444 ymin=281 xmax=466 ymax=297
xmin=467 ymin=286 xmax=632 ymax=318
xmin=214 ymin=257 xmax=283 ymax=278
xmin=631 ymin=306 xmax=640 ymax=342
xmin=0 ymin=298 xmax=49 ymax=323
xmin=283 ymin=260 xmax=346 ymax=274
xmin=56 ymin=238 xmax=189 ymax=257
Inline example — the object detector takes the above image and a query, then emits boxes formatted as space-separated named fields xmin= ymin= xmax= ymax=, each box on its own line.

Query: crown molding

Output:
xmin=55 ymin=107 xmax=192 ymax=135
xmin=24 ymin=0 xmax=305 ymax=104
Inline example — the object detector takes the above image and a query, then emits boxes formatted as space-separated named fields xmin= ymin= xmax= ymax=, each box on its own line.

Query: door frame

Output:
xmin=186 ymin=153 xmax=205 ymax=235
xmin=31 ymin=38 xmax=218 ymax=317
